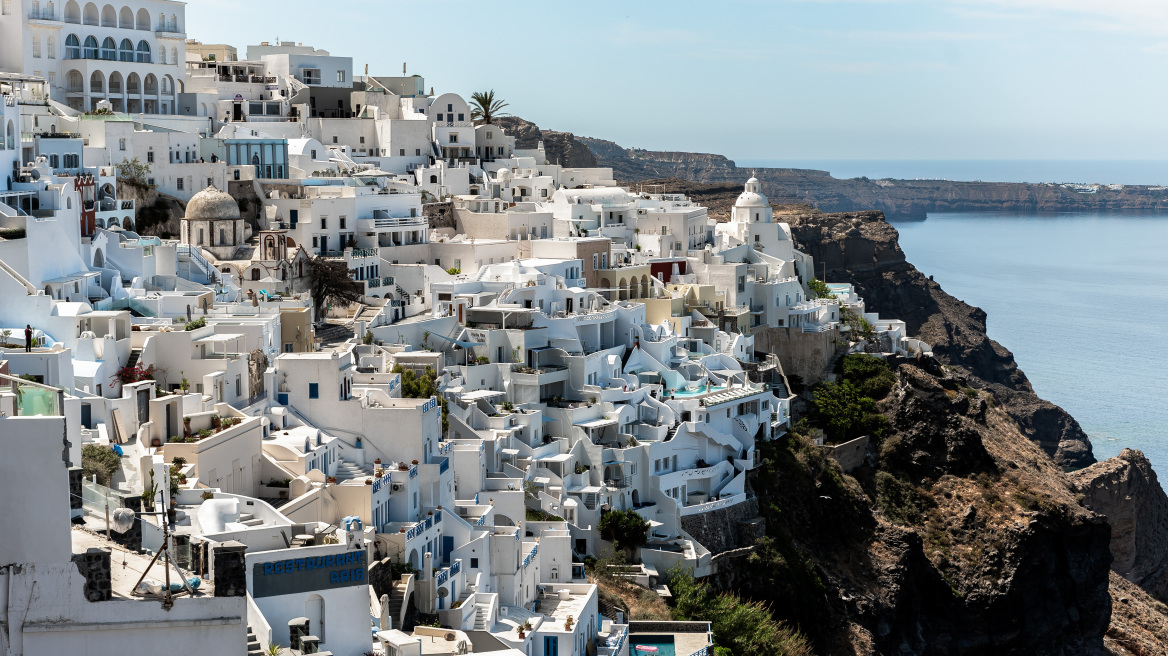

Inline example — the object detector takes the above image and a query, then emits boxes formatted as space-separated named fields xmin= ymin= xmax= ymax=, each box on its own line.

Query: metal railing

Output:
xmin=0 ymin=373 xmax=65 ymax=417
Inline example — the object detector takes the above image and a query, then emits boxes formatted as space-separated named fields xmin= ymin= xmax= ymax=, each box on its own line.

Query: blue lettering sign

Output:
xmin=326 ymin=555 xmax=335 ymax=568
xmin=264 ymin=563 xmax=273 ymax=576
xmin=295 ymin=558 xmax=305 ymax=571
xmin=355 ymin=568 xmax=365 ymax=581
xmin=329 ymin=571 xmax=338 ymax=585
xmin=340 ymin=570 xmax=351 ymax=583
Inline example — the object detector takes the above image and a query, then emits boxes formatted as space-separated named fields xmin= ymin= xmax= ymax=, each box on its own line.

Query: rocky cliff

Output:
xmin=495 ymin=117 xmax=597 ymax=169
xmin=1070 ymin=449 xmax=1168 ymax=604
xmin=727 ymin=362 xmax=1115 ymax=655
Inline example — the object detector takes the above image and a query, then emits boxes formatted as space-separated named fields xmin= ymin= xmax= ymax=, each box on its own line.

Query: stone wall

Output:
xmin=212 ymin=540 xmax=247 ymax=597
xmin=424 ymin=202 xmax=455 ymax=230
xmin=71 ymin=546 xmax=112 ymax=602
xmin=679 ymin=495 xmax=763 ymax=555
xmin=751 ymin=326 xmax=840 ymax=388
xmin=111 ymin=495 xmax=143 ymax=551
xmin=825 ymin=435 xmax=870 ymax=473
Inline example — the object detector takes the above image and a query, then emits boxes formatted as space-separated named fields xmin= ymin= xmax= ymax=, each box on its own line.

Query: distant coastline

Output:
xmin=734 ymin=159 xmax=1168 ymax=187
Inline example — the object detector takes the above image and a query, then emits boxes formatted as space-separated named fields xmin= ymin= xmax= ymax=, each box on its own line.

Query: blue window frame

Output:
xmin=308 ymin=383 xmax=319 ymax=399
xmin=544 ymin=636 xmax=559 ymax=656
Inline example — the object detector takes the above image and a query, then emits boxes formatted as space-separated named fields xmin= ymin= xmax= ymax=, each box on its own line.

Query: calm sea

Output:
xmin=891 ymin=212 xmax=1168 ymax=481
xmin=738 ymin=159 xmax=1168 ymax=186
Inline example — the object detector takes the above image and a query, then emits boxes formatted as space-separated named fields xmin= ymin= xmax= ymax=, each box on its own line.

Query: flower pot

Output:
xmin=151 ymin=437 xmax=162 ymax=447
xmin=411 ymin=459 xmax=419 ymax=465
xmin=374 ymin=458 xmax=382 ymax=465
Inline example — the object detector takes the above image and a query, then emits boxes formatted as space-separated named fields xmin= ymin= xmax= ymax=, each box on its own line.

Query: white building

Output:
xmin=0 ymin=0 xmax=188 ymax=113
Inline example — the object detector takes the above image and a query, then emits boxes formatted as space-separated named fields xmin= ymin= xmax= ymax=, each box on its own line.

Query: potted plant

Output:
xmin=411 ymin=459 xmax=419 ymax=465
xmin=516 ymin=626 xmax=525 ymax=639
xmin=210 ymin=415 xmax=221 ymax=430
xmin=523 ymin=620 xmax=533 ymax=631
xmin=151 ymin=437 xmax=162 ymax=447
xmin=374 ymin=458 xmax=382 ymax=466
xmin=183 ymin=416 xmax=192 ymax=436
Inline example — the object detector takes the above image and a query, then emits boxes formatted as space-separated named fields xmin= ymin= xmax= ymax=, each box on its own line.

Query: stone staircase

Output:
xmin=315 ymin=322 xmax=354 ymax=345
xmin=238 ymin=512 xmax=263 ymax=528
xmin=126 ymin=348 xmax=142 ymax=370
xmin=333 ymin=458 xmax=373 ymax=482
xmin=387 ymin=578 xmax=410 ymax=628
xmin=246 ymin=625 xmax=262 ymax=656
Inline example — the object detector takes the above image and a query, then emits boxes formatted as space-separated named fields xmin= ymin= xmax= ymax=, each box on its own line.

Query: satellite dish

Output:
xmin=437 ymin=587 xmax=449 ymax=598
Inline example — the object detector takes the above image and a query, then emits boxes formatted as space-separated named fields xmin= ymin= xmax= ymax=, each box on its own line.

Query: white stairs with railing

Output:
xmin=333 ymin=458 xmax=373 ymax=482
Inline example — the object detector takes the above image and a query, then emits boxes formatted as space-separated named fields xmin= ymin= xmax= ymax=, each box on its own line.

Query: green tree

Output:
xmin=598 ymin=508 xmax=649 ymax=557
xmin=810 ymin=380 xmax=888 ymax=443
xmin=81 ymin=444 xmax=121 ymax=486
xmin=308 ymin=257 xmax=363 ymax=322
xmin=392 ymin=364 xmax=448 ymax=435
xmin=470 ymin=90 xmax=509 ymax=124
xmin=115 ymin=157 xmax=152 ymax=187
xmin=807 ymin=278 xmax=834 ymax=299
xmin=666 ymin=566 xmax=814 ymax=656
xmin=841 ymin=353 xmax=897 ymax=400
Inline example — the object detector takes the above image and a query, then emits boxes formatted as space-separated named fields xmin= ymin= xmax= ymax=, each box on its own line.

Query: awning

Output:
xmin=428 ymin=332 xmax=484 ymax=349
xmin=460 ymin=389 xmax=505 ymax=400
xmin=576 ymin=417 xmax=617 ymax=429
xmin=537 ymin=454 xmax=572 ymax=463
xmin=195 ymin=333 xmax=246 ymax=344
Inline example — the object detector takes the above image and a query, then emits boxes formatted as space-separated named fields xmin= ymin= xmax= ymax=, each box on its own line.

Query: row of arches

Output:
xmin=598 ymin=274 xmax=651 ymax=302
xmin=96 ymin=216 xmax=134 ymax=230
xmin=63 ymin=35 xmax=172 ymax=63
xmin=58 ymin=2 xmax=178 ymax=32
xmin=66 ymin=70 xmax=177 ymax=96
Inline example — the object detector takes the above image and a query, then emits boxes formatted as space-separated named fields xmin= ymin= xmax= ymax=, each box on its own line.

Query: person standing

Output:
xmin=24 ymin=324 xmax=33 ymax=352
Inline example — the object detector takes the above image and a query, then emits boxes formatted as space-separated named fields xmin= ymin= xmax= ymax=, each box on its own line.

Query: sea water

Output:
xmin=891 ymin=212 xmax=1168 ymax=482
xmin=736 ymin=159 xmax=1168 ymax=186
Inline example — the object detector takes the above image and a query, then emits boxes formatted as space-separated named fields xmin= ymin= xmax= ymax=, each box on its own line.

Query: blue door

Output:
xmin=544 ymin=636 xmax=558 ymax=656
xmin=442 ymin=536 xmax=454 ymax=564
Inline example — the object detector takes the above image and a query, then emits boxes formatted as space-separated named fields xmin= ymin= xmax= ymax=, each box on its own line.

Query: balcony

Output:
xmin=28 ymin=9 xmax=58 ymax=20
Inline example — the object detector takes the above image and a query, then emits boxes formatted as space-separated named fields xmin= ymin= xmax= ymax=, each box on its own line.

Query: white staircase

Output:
xmin=472 ymin=603 xmax=491 ymax=631
xmin=333 ymin=458 xmax=373 ymax=482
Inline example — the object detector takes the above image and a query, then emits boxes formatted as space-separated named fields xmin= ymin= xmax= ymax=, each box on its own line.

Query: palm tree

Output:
xmin=470 ymin=90 xmax=509 ymax=125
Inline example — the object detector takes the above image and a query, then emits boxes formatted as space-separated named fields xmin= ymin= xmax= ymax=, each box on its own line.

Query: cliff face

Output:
xmin=730 ymin=363 xmax=1113 ymax=655
xmin=1070 ymin=449 xmax=1168 ymax=603
xmin=786 ymin=209 xmax=1094 ymax=468
xmin=495 ymin=117 xmax=597 ymax=168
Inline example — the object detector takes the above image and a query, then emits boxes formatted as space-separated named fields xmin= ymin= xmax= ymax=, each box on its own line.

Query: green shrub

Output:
xmin=666 ymin=566 xmax=814 ymax=656
xmin=81 ymin=444 xmax=121 ymax=486
xmin=841 ymin=354 xmax=897 ymax=400
xmin=875 ymin=471 xmax=921 ymax=524
xmin=598 ymin=508 xmax=649 ymax=556
xmin=810 ymin=380 xmax=889 ymax=443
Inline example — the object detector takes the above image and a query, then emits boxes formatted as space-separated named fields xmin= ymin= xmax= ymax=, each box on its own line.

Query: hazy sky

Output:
xmin=188 ymin=0 xmax=1168 ymax=161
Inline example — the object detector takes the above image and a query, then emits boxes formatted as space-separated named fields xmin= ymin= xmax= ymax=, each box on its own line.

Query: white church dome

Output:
xmin=735 ymin=177 xmax=768 ymax=208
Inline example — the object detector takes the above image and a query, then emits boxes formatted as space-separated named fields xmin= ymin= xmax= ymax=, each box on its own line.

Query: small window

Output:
xmin=146 ymin=150 xmax=154 ymax=163
xmin=118 ymin=138 xmax=126 ymax=151
xmin=336 ymin=70 xmax=346 ymax=82
xmin=320 ymin=217 xmax=327 ymax=229
xmin=308 ymin=383 xmax=319 ymax=399
xmin=415 ymin=148 xmax=421 ymax=156
xmin=339 ymin=216 xmax=346 ymax=229
xmin=436 ymin=113 xmax=443 ymax=121
xmin=332 ymin=136 xmax=338 ymax=144
xmin=399 ymin=148 xmax=405 ymax=156
xmin=470 ymin=558 xmax=478 ymax=569
xmin=176 ymin=177 xmax=184 ymax=190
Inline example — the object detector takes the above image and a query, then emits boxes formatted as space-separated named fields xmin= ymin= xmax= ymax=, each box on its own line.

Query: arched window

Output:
xmin=118 ymin=5 xmax=132 ymax=28
xmin=119 ymin=38 xmax=133 ymax=62
xmin=144 ymin=74 xmax=157 ymax=95
xmin=158 ymin=46 xmax=166 ymax=64
xmin=136 ymin=40 xmax=150 ymax=63
xmin=126 ymin=72 xmax=139 ymax=94
xmin=218 ymin=227 xmax=225 ymax=245
xmin=251 ymin=269 xmax=260 ymax=281
xmin=64 ymin=34 xmax=80 ymax=59
xmin=429 ymin=175 xmax=437 ymax=184
xmin=89 ymin=70 xmax=103 ymax=93
xmin=161 ymin=77 xmax=169 ymax=94
xmin=82 ymin=2 xmax=97 ymax=25
xmin=101 ymin=37 xmax=116 ymax=60
xmin=47 ymin=36 xmax=55 ymax=59
xmin=135 ymin=7 xmax=148 ymax=30
xmin=82 ymin=35 xmax=98 ymax=59
xmin=32 ymin=36 xmax=41 ymax=58
xmin=64 ymin=0 xmax=79 ymax=23
xmin=171 ymin=46 xmax=177 ymax=66
xmin=100 ymin=3 xmax=114 ymax=26
xmin=65 ymin=69 xmax=83 ymax=92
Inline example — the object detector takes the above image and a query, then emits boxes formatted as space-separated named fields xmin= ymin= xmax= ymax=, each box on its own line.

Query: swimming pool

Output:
xmin=630 ymin=635 xmax=677 ymax=656
xmin=669 ymin=384 xmax=726 ymax=399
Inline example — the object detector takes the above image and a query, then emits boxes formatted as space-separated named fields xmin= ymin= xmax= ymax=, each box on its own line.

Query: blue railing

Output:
xmin=522 ymin=544 xmax=538 ymax=569
xmin=409 ymin=465 xmax=418 ymax=479
xmin=439 ymin=457 xmax=449 ymax=474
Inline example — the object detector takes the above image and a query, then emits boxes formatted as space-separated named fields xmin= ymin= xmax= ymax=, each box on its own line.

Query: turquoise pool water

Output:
xmin=669 ymin=384 xmax=726 ymax=398
xmin=630 ymin=635 xmax=676 ymax=656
